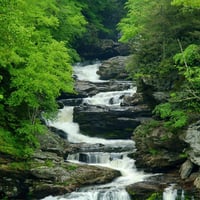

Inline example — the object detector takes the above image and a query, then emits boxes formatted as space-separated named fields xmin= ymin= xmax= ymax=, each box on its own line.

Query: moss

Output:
xmin=134 ymin=120 xmax=160 ymax=137
xmin=149 ymin=148 xmax=159 ymax=156
xmin=146 ymin=192 xmax=162 ymax=200
xmin=0 ymin=128 xmax=35 ymax=159
xmin=66 ymin=164 xmax=78 ymax=171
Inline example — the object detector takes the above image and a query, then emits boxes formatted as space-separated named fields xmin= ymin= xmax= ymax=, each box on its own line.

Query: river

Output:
xmin=42 ymin=61 xmax=182 ymax=200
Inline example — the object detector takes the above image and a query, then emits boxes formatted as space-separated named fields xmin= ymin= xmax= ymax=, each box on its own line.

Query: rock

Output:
xmin=126 ymin=170 xmax=200 ymax=199
xmin=180 ymin=159 xmax=194 ymax=179
xmin=59 ymin=80 xmax=133 ymax=101
xmin=48 ymin=126 xmax=68 ymax=139
xmin=194 ymin=175 xmax=200 ymax=189
xmin=0 ymin=127 xmax=122 ymax=199
xmin=121 ymin=92 xmax=144 ymax=106
xmin=0 ymin=168 xmax=29 ymax=199
xmin=36 ymin=130 xmax=70 ymax=157
xmin=126 ymin=181 xmax=163 ymax=199
xmin=132 ymin=121 xmax=187 ymax=172
xmin=31 ymin=166 xmax=71 ymax=181
xmin=184 ymin=120 xmax=200 ymax=166
xmin=33 ymin=151 xmax=63 ymax=163
xmin=73 ymin=105 xmax=152 ymax=139
xmin=29 ymin=163 xmax=120 ymax=199
xmin=77 ymin=39 xmax=131 ymax=60
xmin=97 ymin=56 xmax=131 ymax=80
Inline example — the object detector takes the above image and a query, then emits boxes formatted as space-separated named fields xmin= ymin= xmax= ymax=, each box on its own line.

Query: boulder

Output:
xmin=29 ymin=163 xmax=120 ymax=199
xmin=59 ymin=80 xmax=133 ymax=101
xmin=97 ymin=56 xmax=131 ymax=80
xmin=180 ymin=159 xmax=194 ymax=179
xmin=77 ymin=39 xmax=131 ymax=60
xmin=184 ymin=120 xmax=200 ymax=166
xmin=126 ymin=170 xmax=200 ymax=199
xmin=132 ymin=121 xmax=187 ymax=172
xmin=73 ymin=105 xmax=152 ymax=139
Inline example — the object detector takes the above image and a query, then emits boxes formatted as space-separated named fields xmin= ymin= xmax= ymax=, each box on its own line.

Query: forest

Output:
xmin=0 ymin=0 xmax=200 ymax=159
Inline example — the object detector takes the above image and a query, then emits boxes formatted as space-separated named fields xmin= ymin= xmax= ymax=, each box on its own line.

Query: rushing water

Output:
xmin=43 ymin=62 xmax=181 ymax=200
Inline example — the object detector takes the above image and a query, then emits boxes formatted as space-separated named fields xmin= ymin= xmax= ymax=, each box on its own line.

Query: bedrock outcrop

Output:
xmin=131 ymin=121 xmax=188 ymax=173
xmin=0 ymin=131 xmax=120 ymax=199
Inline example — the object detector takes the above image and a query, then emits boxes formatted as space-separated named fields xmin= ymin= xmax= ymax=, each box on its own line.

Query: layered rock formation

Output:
xmin=0 ymin=131 xmax=120 ymax=199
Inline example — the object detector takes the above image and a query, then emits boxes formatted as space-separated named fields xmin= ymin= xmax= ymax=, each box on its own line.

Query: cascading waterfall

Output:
xmin=43 ymin=62 xmax=182 ymax=200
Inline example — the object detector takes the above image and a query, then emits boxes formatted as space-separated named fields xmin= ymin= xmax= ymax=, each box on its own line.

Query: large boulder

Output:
xmin=132 ymin=120 xmax=187 ymax=172
xmin=73 ymin=105 xmax=152 ymax=139
xmin=58 ymin=80 xmax=133 ymax=103
xmin=184 ymin=120 xmax=200 ymax=166
xmin=126 ymin=169 xmax=200 ymax=199
xmin=29 ymin=163 xmax=120 ymax=199
xmin=97 ymin=56 xmax=131 ymax=80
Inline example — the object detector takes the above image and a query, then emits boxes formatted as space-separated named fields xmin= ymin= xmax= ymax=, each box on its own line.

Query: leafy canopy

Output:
xmin=0 ymin=0 xmax=87 ymax=157
xmin=118 ymin=0 xmax=200 ymax=130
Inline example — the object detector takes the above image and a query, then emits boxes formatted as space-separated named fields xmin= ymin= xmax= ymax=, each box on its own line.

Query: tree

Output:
xmin=118 ymin=0 xmax=200 ymax=129
xmin=0 ymin=0 xmax=87 ymax=156
xmin=172 ymin=0 xmax=200 ymax=8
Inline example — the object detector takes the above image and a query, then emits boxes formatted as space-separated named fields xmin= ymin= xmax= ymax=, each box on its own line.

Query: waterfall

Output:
xmin=83 ymin=88 xmax=136 ymax=106
xmin=73 ymin=62 xmax=103 ymax=82
xmin=43 ymin=62 xmax=185 ymax=200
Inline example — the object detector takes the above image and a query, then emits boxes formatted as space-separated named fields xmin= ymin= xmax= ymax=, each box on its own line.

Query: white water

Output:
xmin=43 ymin=62 xmax=180 ymax=200
xmin=73 ymin=62 xmax=104 ymax=82
xmin=83 ymin=88 xmax=136 ymax=106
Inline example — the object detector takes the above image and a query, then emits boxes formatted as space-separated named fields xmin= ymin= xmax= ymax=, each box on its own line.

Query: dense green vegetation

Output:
xmin=0 ymin=0 xmax=86 ymax=157
xmin=1 ymin=0 xmax=199 ymax=158
xmin=0 ymin=0 xmax=126 ymax=158
xmin=118 ymin=0 xmax=200 ymax=129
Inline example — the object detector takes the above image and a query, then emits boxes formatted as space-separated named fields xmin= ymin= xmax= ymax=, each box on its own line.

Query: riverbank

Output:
xmin=0 ymin=130 xmax=120 ymax=199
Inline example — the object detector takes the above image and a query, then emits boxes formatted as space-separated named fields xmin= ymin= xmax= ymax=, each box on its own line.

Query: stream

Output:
xmin=42 ymin=61 xmax=183 ymax=200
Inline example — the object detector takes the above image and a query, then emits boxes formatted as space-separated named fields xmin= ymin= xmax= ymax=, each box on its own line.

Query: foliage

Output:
xmin=0 ymin=128 xmax=35 ymax=158
xmin=153 ymin=103 xmax=188 ymax=130
xmin=172 ymin=0 xmax=200 ymax=9
xmin=118 ymin=0 xmax=200 ymax=77
xmin=172 ymin=44 xmax=200 ymax=113
xmin=146 ymin=192 xmax=162 ymax=200
xmin=0 ymin=0 xmax=88 ymax=157
xmin=118 ymin=0 xmax=200 ymax=132
xmin=51 ymin=0 xmax=87 ymax=44
xmin=75 ymin=0 xmax=127 ymax=57
xmin=134 ymin=120 xmax=160 ymax=137
xmin=117 ymin=0 xmax=156 ymax=43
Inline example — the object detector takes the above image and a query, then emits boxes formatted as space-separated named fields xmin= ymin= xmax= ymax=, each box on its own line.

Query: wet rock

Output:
xmin=48 ymin=126 xmax=68 ymax=139
xmin=184 ymin=120 xmax=200 ymax=166
xmin=31 ymin=166 xmax=71 ymax=181
xmin=126 ymin=170 xmax=200 ymax=200
xmin=58 ymin=98 xmax=83 ymax=107
xmin=59 ymin=80 xmax=133 ymax=101
xmin=97 ymin=56 xmax=131 ymax=80
xmin=194 ymin=175 xmax=200 ymax=189
xmin=77 ymin=39 xmax=131 ymax=60
xmin=121 ymin=92 xmax=144 ymax=106
xmin=180 ymin=159 xmax=194 ymax=179
xmin=132 ymin=121 xmax=187 ymax=172
xmin=0 ymin=130 xmax=121 ymax=200
xmin=74 ymin=105 xmax=152 ymax=139
xmin=37 ymin=130 xmax=70 ymax=157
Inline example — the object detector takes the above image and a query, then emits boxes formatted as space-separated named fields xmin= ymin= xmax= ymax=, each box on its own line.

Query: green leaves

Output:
xmin=0 ymin=0 xmax=87 ymax=154
xmin=172 ymin=0 xmax=200 ymax=9
xmin=153 ymin=103 xmax=188 ymax=129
